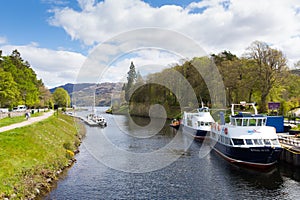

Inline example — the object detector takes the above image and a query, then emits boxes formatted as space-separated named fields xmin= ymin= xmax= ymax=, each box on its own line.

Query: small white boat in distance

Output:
xmin=87 ymin=113 xmax=107 ymax=127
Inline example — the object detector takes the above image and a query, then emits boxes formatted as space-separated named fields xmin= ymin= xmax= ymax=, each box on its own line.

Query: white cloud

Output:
xmin=75 ymin=28 xmax=206 ymax=84
xmin=3 ymin=0 xmax=300 ymax=89
xmin=49 ymin=0 xmax=300 ymax=65
xmin=0 ymin=44 xmax=86 ymax=88
xmin=0 ymin=36 xmax=7 ymax=45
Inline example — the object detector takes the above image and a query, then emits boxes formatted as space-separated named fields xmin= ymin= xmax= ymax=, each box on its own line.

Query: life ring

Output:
xmin=224 ymin=127 xmax=228 ymax=135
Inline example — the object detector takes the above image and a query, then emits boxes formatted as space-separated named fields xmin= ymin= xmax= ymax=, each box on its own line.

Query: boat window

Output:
xmin=242 ymin=119 xmax=248 ymax=126
xmin=236 ymin=119 xmax=242 ymax=126
xmin=249 ymin=119 xmax=256 ymax=126
xmin=201 ymin=121 xmax=205 ymax=126
xmin=253 ymin=139 xmax=263 ymax=145
xmin=271 ymin=139 xmax=280 ymax=145
xmin=257 ymin=119 xmax=262 ymax=126
xmin=225 ymin=137 xmax=231 ymax=145
xmin=263 ymin=139 xmax=271 ymax=145
xmin=262 ymin=119 xmax=266 ymax=126
xmin=187 ymin=119 xmax=192 ymax=126
xmin=231 ymin=119 xmax=235 ymax=125
xmin=232 ymin=138 xmax=244 ymax=145
xmin=245 ymin=139 xmax=253 ymax=145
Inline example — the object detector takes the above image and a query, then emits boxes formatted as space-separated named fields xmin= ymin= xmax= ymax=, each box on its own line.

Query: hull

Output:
xmin=182 ymin=125 xmax=209 ymax=140
xmin=211 ymin=140 xmax=282 ymax=169
xmin=169 ymin=124 xmax=180 ymax=130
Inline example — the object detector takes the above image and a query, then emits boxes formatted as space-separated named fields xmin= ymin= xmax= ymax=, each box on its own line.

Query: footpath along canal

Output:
xmin=45 ymin=108 xmax=300 ymax=199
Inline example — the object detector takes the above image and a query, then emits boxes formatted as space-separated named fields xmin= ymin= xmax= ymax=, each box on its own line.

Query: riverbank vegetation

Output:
xmin=0 ymin=113 xmax=85 ymax=199
xmin=111 ymin=41 xmax=300 ymax=118
xmin=0 ymin=49 xmax=71 ymax=110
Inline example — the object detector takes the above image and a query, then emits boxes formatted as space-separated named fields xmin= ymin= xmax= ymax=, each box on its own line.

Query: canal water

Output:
xmin=45 ymin=108 xmax=300 ymax=199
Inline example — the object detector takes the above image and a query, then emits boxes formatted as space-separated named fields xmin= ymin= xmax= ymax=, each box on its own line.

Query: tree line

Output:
xmin=125 ymin=41 xmax=300 ymax=116
xmin=0 ymin=49 xmax=70 ymax=109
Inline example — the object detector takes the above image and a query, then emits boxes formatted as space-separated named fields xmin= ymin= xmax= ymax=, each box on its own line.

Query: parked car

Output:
xmin=0 ymin=108 xmax=9 ymax=113
xmin=13 ymin=105 xmax=27 ymax=112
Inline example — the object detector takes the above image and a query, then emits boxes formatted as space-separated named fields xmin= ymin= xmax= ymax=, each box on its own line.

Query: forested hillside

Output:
xmin=127 ymin=41 xmax=300 ymax=117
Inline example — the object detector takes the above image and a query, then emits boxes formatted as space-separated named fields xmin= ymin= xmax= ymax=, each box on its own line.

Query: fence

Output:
xmin=0 ymin=108 xmax=49 ymax=120
xmin=278 ymin=135 xmax=300 ymax=148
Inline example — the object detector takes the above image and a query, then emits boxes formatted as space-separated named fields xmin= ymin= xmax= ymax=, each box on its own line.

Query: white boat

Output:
xmin=87 ymin=113 xmax=107 ymax=127
xmin=209 ymin=102 xmax=282 ymax=169
xmin=94 ymin=115 xmax=107 ymax=126
xmin=85 ymin=92 xmax=107 ymax=127
xmin=181 ymin=107 xmax=215 ymax=140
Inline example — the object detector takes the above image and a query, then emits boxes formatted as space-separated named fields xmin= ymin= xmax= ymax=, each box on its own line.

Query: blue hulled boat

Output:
xmin=210 ymin=102 xmax=282 ymax=169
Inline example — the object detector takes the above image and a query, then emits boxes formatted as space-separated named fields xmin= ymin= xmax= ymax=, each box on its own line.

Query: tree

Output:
xmin=124 ymin=61 xmax=137 ymax=102
xmin=245 ymin=41 xmax=288 ymax=113
xmin=0 ymin=68 xmax=19 ymax=107
xmin=37 ymin=80 xmax=52 ymax=108
xmin=53 ymin=88 xmax=71 ymax=108
xmin=1 ymin=50 xmax=41 ymax=107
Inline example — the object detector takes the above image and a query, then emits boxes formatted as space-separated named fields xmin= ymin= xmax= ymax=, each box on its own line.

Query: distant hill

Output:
xmin=291 ymin=69 xmax=300 ymax=76
xmin=50 ymin=82 xmax=123 ymax=106
xmin=49 ymin=83 xmax=94 ymax=94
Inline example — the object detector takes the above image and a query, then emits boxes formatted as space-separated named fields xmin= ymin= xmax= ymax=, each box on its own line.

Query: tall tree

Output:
xmin=0 ymin=68 xmax=19 ymax=107
xmin=1 ymin=50 xmax=41 ymax=107
xmin=53 ymin=88 xmax=70 ymax=108
xmin=245 ymin=41 xmax=288 ymax=113
xmin=124 ymin=61 xmax=137 ymax=102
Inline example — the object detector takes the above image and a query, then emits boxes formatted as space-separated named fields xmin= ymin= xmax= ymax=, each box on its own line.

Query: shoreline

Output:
xmin=0 ymin=114 xmax=86 ymax=200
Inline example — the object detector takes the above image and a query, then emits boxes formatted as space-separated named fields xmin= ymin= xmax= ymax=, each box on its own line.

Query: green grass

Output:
xmin=0 ymin=112 xmax=44 ymax=128
xmin=0 ymin=113 xmax=85 ymax=199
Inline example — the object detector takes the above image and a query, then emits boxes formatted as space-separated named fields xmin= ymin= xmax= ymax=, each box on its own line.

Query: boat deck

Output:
xmin=277 ymin=133 xmax=300 ymax=166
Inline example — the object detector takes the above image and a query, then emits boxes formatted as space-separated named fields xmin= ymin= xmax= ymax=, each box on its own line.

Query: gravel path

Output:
xmin=0 ymin=110 xmax=54 ymax=133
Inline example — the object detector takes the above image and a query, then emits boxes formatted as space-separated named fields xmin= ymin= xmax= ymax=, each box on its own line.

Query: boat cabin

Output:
xmin=230 ymin=112 xmax=267 ymax=127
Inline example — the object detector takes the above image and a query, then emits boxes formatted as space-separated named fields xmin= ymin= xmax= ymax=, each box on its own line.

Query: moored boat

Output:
xmin=87 ymin=113 xmax=107 ymax=127
xmin=210 ymin=102 xmax=282 ymax=169
xmin=94 ymin=115 xmax=107 ymax=127
xmin=181 ymin=107 xmax=215 ymax=140
xmin=169 ymin=118 xmax=181 ymax=130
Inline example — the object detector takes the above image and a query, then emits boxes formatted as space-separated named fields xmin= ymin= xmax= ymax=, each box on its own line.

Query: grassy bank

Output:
xmin=0 ymin=113 xmax=85 ymax=199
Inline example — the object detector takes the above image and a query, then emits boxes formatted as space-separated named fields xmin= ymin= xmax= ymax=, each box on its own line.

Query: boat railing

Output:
xmin=278 ymin=135 xmax=300 ymax=148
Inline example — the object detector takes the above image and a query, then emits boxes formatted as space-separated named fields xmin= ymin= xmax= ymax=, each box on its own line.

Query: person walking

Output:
xmin=25 ymin=111 xmax=30 ymax=120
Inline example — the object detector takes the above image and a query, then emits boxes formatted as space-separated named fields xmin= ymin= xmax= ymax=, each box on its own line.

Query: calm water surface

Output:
xmin=44 ymin=108 xmax=300 ymax=200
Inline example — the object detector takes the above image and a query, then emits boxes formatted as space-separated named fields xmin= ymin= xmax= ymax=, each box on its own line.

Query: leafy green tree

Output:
xmin=245 ymin=41 xmax=288 ymax=113
xmin=1 ymin=50 xmax=41 ymax=107
xmin=53 ymin=88 xmax=71 ymax=108
xmin=0 ymin=68 xmax=19 ymax=107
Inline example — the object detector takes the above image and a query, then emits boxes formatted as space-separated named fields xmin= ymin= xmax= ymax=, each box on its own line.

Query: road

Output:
xmin=0 ymin=110 xmax=54 ymax=133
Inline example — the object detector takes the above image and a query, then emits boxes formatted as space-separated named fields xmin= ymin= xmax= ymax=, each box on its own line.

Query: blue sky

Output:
xmin=0 ymin=0 xmax=84 ymax=53
xmin=0 ymin=0 xmax=200 ymax=55
xmin=0 ymin=0 xmax=300 ymax=88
